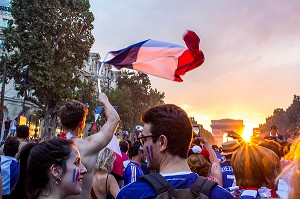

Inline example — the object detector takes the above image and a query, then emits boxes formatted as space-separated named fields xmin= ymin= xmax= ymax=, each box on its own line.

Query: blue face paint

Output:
xmin=72 ymin=168 xmax=76 ymax=182
xmin=146 ymin=146 xmax=153 ymax=160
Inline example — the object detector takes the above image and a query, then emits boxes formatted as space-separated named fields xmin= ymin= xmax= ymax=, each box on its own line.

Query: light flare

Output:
xmin=242 ymin=122 xmax=256 ymax=142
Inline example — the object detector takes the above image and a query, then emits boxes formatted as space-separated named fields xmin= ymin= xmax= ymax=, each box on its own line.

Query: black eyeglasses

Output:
xmin=138 ymin=135 xmax=160 ymax=146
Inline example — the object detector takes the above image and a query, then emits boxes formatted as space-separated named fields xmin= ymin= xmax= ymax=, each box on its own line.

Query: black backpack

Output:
xmin=139 ymin=172 xmax=218 ymax=199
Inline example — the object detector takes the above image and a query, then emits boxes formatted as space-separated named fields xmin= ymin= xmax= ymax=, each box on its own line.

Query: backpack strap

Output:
xmin=139 ymin=172 xmax=176 ymax=198
xmin=190 ymin=176 xmax=218 ymax=197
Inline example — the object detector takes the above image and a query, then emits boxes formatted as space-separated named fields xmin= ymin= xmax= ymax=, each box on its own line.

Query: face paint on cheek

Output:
xmin=146 ymin=146 xmax=153 ymax=160
xmin=72 ymin=168 xmax=80 ymax=183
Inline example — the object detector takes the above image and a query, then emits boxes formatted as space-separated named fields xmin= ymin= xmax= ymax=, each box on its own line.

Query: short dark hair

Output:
xmin=59 ymin=100 xmax=88 ymax=130
xmin=270 ymin=125 xmax=278 ymax=130
xmin=27 ymin=138 xmax=75 ymax=199
xmin=119 ymin=140 xmax=129 ymax=153
xmin=142 ymin=104 xmax=192 ymax=158
xmin=4 ymin=136 xmax=20 ymax=157
xmin=16 ymin=125 xmax=30 ymax=139
xmin=212 ymin=145 xmax=219 ymax=152
xmin=128 ymin=141 xmax=141 ymax=159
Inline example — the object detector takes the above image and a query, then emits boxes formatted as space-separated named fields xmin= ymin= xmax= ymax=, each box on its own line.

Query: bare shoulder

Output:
xmin=73 ymin=138 xmax=89 ymax=152
xmin=73 ymin=138 xmax=97 ymax=167
xmin=108 ymin=174 xmax=116 ymax=181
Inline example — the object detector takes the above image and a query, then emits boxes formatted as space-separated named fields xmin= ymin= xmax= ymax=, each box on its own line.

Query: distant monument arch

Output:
xmin=211 ymin=119 xmax=244 ymax=147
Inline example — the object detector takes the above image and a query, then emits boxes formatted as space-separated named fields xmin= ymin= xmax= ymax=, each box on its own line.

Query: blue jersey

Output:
xmin=117 ymin=172 xmax=234 ymax=199
xmin=221 ymin=161 xmax=235 ymax=188
xmin=123 ymin=161 xmax=144 ymax=186
xmin=1 ymin=155 xmax=20 ymax=195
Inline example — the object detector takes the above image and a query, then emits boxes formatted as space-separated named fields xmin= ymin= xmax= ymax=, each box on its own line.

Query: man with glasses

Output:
xmin=116 ymin=104 xmax=233 ymax=199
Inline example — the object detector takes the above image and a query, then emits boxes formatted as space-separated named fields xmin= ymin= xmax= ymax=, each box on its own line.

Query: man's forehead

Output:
xmin=142 ymin=123 xmax=151 ymax=135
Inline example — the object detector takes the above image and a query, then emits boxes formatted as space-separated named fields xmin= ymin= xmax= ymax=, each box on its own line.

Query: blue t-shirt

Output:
xmin=117 ymin=172 xmax=234 ymax=199
xmin=221 ymin=161 xmax=235 ymax=188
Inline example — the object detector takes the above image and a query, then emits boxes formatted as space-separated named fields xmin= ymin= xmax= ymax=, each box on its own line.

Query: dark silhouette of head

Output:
xmin=3 ymin=136 xmax=20 ymax=157
xmin=119 ymin=140 xmax=129 ymax=153
xmin=16 ymin=125 xmax=30 ymax=139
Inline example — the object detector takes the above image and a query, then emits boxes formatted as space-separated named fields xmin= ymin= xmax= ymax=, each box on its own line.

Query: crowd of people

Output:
xmin=1 ymin=93 xmax=300 ymax=199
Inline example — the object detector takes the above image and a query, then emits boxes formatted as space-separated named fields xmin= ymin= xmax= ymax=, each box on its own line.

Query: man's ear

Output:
xmin=50 ymin=164 xmax=63 ymax=179
xmin=159 ymin=135 xmax=168 ymax=152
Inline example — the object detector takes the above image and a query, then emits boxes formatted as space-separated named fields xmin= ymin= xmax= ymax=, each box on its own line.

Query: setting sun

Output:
xmin=242 ymin=122 xmax=256 ymax=142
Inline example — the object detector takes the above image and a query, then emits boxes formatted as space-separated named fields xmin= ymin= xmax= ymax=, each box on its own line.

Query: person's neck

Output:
xmin=63 ymin=128 xmax=79 ymax=137
xmin=18 ymin=138 xmax=26 ymax=142
xmin=38 ymin=189 xmax=63 ymax=199
xmin=159 ymin=153 xmax=191 ymax=174
xmin=131 ymin=156 xmax=142 ymax=165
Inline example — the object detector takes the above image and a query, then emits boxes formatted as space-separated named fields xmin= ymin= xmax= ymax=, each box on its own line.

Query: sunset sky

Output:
xmin=89 ymin=0 xmax=300 ymax=133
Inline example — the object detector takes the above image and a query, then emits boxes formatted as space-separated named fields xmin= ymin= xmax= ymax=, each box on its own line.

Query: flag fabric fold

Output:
xmin=105 ymin=30 xmax=204 ymax=82
xmin=106 ymin=135 xmax=122 ymax=157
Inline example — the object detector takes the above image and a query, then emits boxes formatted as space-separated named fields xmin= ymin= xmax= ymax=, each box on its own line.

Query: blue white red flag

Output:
xmin=105 ymin=30 xmax=204 ymax=82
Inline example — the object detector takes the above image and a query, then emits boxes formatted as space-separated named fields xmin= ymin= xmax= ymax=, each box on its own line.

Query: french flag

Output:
xmin=105 ymin=30 xmax=205 ymax=82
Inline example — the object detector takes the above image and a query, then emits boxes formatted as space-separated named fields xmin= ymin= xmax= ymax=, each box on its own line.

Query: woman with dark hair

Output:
xmin=9 ymin=143 xmax=37 ymax=199
xmin=9 ymin=138 xmax=87 ymax=199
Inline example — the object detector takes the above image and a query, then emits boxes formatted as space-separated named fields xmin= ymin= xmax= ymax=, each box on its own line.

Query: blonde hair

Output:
xmin=187 ymin=154 xmax=211 ymax=177
xmin=284 ymin=138 xmax=300 ymax=161
xmin=232 ymin=144 xmax=280 ymax=188
xmin=277 ymin=137 xmax=300 ymax=199
xmin=94 ymin=148 xmax=116 ymax=173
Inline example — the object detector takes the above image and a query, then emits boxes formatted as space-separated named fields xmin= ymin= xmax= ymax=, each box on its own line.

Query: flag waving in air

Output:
xmin=105 ymin=30 xmax=204 ymax=82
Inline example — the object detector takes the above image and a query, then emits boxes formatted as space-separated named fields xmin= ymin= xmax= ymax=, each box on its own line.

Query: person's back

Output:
xmin=15 ymin=125 xmax=30 ymax=159
xmin=117 ymin=104 xmax=233 ymax=199
xmin=1 ymin=137 xmax=20 ymax=197
xmin=91 ymin=148 xmax=119 ymax=199
xmin=92 ymin=173 xmax=117 ymax=199
xmin=60 ymin=93 xmax=120 ymax=199
xmin=123 ymin=141 xmax=144 ymax=186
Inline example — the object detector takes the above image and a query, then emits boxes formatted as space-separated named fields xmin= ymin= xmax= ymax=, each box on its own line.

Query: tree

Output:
xmin=259 ymin=95 xmax=300 ymax=139
xmin=109 ymin=87 xmax=133 ymax=130
xmin=115 ymin=71 xmax=165 ymax=135
xmin=4 ymin=0 xmax=95 ymax=138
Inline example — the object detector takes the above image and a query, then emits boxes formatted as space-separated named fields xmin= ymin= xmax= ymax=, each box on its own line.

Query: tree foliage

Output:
xmin=3 ymin=0 xmax=95 ymax=138
xmin=111 ymin=71 xmax=165 ymax=132
xmin=108 ymin=87 xmax=133 ymax=130
xmin=259 ymin=95 xmax=300 ymax=139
